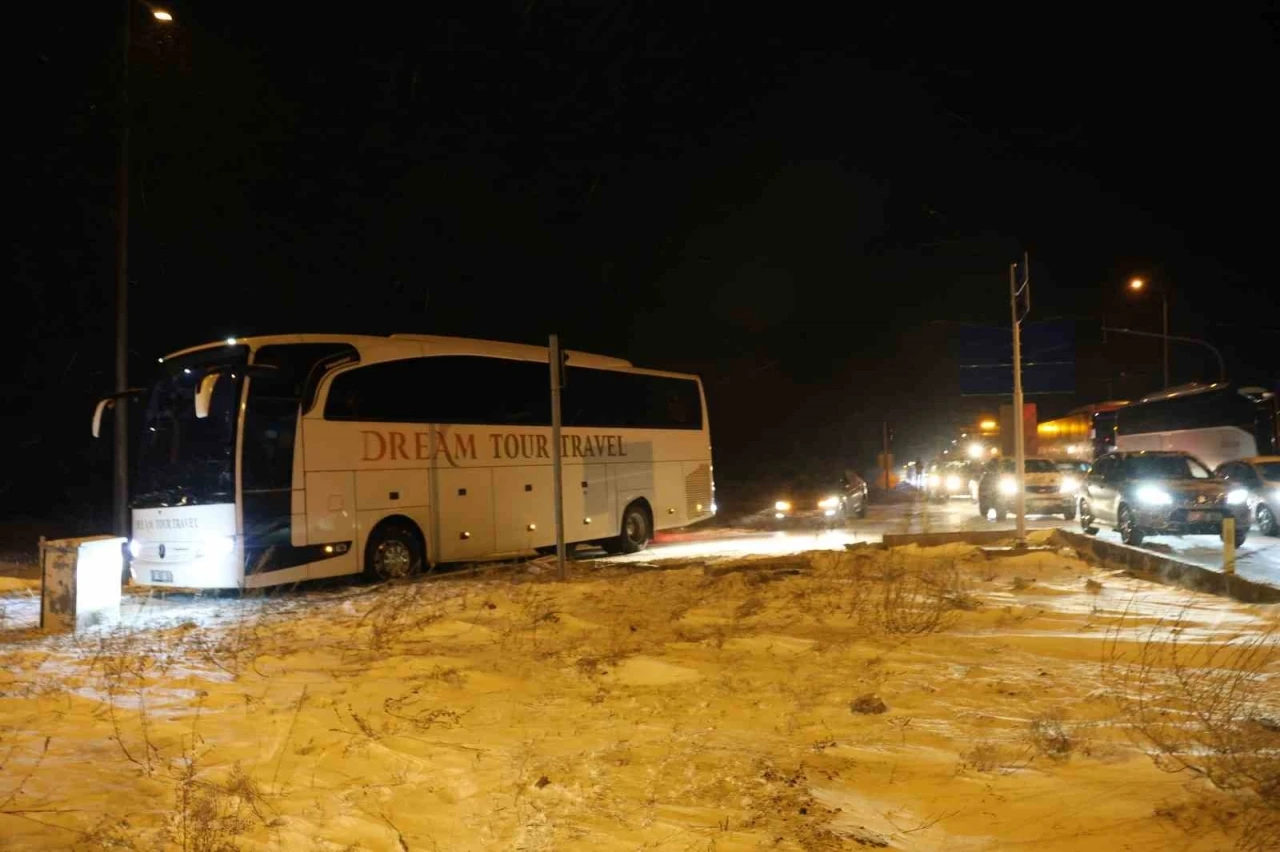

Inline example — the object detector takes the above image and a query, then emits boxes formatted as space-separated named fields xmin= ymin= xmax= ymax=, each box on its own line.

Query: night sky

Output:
xmin=8 ymin=3 xmax=1279 ymax=521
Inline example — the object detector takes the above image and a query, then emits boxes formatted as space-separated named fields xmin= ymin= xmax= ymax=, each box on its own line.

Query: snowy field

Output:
xmin=1 ymin=540 xmax=1276 ymax=850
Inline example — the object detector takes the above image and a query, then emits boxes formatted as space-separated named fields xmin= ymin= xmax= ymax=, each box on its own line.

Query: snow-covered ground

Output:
xmin=1 ymin=542 xmax=1274 ymax=849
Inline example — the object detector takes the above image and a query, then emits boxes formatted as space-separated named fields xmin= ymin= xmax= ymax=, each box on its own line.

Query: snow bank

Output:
xmin=0 ymin=547 xmax=1267 ymax=849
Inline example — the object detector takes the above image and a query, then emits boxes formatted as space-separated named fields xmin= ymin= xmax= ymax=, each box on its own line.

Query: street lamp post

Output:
xmin=114 ymin=1 xmax=172 ymax=537
xmin=1128 ymin=278 xmax=1169 ymax=390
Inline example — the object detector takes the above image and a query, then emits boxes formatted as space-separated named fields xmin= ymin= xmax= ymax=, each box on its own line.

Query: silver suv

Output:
xmin=1079 ymin=451 xmax=1250 ymax=547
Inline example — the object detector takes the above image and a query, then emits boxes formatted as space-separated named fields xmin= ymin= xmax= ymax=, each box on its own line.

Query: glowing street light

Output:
xmin=152 ymin=8 xmax=173 ymax=21
xmin=967 ymin=442 xmax=985 ymax=460
xmin=1125 ymin=276 xmax=1169 ymax=389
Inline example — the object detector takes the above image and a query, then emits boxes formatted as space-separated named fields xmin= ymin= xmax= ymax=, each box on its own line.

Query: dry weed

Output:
xmin=1106 ymin=612 xmax=1279 ymax=850
xmin=1027 ymin=708 xmax=1074 ymax=762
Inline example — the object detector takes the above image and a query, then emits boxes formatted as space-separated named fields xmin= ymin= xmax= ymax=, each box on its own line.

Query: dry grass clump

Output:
xmin=1107 ymin=612 xmax=1279 ymax=851
xmin=846 ymin=553 xmax=966 ymax=636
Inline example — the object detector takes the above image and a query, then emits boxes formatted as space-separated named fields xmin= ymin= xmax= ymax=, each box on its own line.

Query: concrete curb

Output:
xmin=875 ymin=528 xmax=1279 ymax=605
xmin=1050 ymin=530 xmax=1280 ymax=605
xmin=881 ymin=530 xmax=1023 ymax=548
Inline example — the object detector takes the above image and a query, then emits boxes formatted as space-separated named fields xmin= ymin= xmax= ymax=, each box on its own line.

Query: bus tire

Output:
xmin=603 ymin=502 xmax=651 ymax=554
xmin=364 ymin=520 xmax=424 ymax=581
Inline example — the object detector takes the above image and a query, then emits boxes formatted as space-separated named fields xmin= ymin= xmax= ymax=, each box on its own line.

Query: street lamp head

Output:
xmin=1129 ymin=278 xmax=1145 ymax=291
xmin=152 ymin=9 xmax=174 ymax=21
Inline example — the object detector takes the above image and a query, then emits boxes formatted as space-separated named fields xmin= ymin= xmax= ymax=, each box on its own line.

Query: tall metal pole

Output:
xmin=549 ymin=334 xmax=566 ymax=581
xmin=114 ymin=0 xmax=132 ymax=537
xmin=1161 ymin=292 xmax=1170 ymax=389
xmin=881 ymin=421 xmax=891 ymax=491
xmin=1010 ymin=261 xmax=1027 ymax=544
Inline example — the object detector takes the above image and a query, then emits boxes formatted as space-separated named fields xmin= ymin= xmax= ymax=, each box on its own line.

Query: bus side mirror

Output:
xmin=91 ymin=398 xmax=114 ymax=438
xmin=194 ymin=372 xmax=221 ymax=419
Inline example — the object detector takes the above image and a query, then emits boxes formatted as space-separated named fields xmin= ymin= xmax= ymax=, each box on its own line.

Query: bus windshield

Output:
xmin=135 ymin=352 xmax=245 ymax=507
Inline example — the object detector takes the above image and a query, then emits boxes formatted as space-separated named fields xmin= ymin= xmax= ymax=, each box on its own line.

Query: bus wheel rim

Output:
xmin=376 ymin=540 xmax=412 ymax=577
xmin=625 ymin=513 xmax=643 ymax=542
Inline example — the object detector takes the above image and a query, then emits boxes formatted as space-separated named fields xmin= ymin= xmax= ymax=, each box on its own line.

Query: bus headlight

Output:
xmin=817 ymin=496 xmax=840 ymax=509
xmin=1136 ymin=485 xmax=1172 ymax=505
xmin=1226 ymin=488 xmax=1248 ymax=506
xmin=202 ymin=535 xmax=236 ymax=559
xmin=998 ymin=477 xmax=1018 ymax=496
xmin=945 ymin=475 xmax=962 ymax=491
xmin=1060 ymin=476 xmax=1079 ymax=493
xmin=128 ymin=539 xmax=141 ymax=560
xmin=774 ymin=500 xmax=791 ymax=513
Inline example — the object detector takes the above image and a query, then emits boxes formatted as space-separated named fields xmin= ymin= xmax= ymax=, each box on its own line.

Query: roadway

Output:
xmin=627 ymin=495 xmax=1280 ymax=589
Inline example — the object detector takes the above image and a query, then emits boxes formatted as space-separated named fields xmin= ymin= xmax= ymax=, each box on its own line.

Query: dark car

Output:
xmin=975 ymin=457 xmax=1075 ymax=521
xmin=1215 ymin=456 xmax=1280 ymax=536
xmin=768 ymin=472 xmax=867 ymax=525
xmin=1079 ymin=451 xmax=1250 ymax=547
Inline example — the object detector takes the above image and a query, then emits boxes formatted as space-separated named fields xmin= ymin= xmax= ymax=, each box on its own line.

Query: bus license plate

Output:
xmin=150 ymin=570 xmax=173 ymax=583
xmin=1186 ymin=511 xmax=1212 ymax=522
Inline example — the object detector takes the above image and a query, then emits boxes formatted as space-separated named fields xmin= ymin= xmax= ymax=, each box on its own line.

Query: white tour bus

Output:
xmin=1112 ymin=382 xmax=1278 ymax=470
xmin=94 ymin=334 xmax=715 ymax=589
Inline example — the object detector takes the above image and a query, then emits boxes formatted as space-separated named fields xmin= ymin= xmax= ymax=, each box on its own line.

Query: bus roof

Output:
xmin=161 ymin=333 xmax=638 ymax=372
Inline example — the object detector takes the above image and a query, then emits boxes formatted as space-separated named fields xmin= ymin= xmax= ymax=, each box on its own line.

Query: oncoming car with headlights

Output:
xmin=975 ymin=457 xmax=1076 ymax=521
xmin=1079 ymin=451 xmax=1250 ymax=547
xmin=927 ymin=462 xmax=973 ymax=503
xmin=1215 ymin=456 xmax=1280 ymax=537
xmin=768 ymin=472 xmax=867 ymax=526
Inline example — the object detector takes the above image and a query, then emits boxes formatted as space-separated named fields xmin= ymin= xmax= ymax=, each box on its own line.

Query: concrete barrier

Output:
xmin=39 ymin=535 xmax=126 ymax=631
xmin=1051 ymin=530 xmax=1280 ymax=605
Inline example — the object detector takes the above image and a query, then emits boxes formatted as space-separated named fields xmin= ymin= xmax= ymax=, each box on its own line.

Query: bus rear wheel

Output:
xmin=603 ymin=503 xmax=651 ymax=554
xmin=364 ymin=522 xmax=423 ymax=581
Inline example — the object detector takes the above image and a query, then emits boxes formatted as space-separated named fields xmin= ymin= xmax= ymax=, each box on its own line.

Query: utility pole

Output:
xmin=881 ymin=421 xmax=891 ymax=492
xmin=114 ymin=0 xmax=132 ymax=538
xmin=1010 ymin=254 xmax=1030 ymax=545
xmin=549 ymin=335 xmax=566 ymax=581
xmin=1161 ymin=292 xmax=1170 ymax=389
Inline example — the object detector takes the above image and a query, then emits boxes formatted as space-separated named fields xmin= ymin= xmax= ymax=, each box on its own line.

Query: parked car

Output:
xmin=768 ymin=471 xmax=867 ymax=525
xmin=1079 ymin=451 xmax=1249 ymax=547
xmin=1214 ymin=456 xmax=1280 ymax=536
xmin=976 ymin=457 xmax=1076 ymax=520
xmin=927 ymin=462 xmax=973 ymax=503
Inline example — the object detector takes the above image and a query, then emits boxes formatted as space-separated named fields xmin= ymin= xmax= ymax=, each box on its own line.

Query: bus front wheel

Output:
xmin=364 ymin=521 xmax=424 ymax=581
xmin=603 ymin=503 xmax=651 ymax=554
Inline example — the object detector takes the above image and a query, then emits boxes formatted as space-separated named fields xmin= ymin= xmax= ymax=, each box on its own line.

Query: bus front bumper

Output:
xmin=128 ymin=504 xmax=243 ymax=589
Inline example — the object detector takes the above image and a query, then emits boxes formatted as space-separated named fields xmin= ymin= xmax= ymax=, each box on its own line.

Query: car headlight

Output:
xmin=817 ymin=496 xmax=840 ymax=509
xmin=945 ymin=475 xmax=962 ymax=490
xmin=775 ymin=500 xmax=791 ymax=512
xmin=998 ymin=476 xmax=1018 ymax=496
xmin=1060 ymin=476 xmax=1079 ymax=493
xmin=1136 ymin=485 xmax=1172 ymax=506
xmin=1226 ymin=488 xmax=1248 ymax=506
xmin=201 ymin=535 xmax=236 ymax=559
xmin=928 ymin=474 xmax=941 ymax=487
xmin=127 ymin=539 xmax=141 ymax=560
